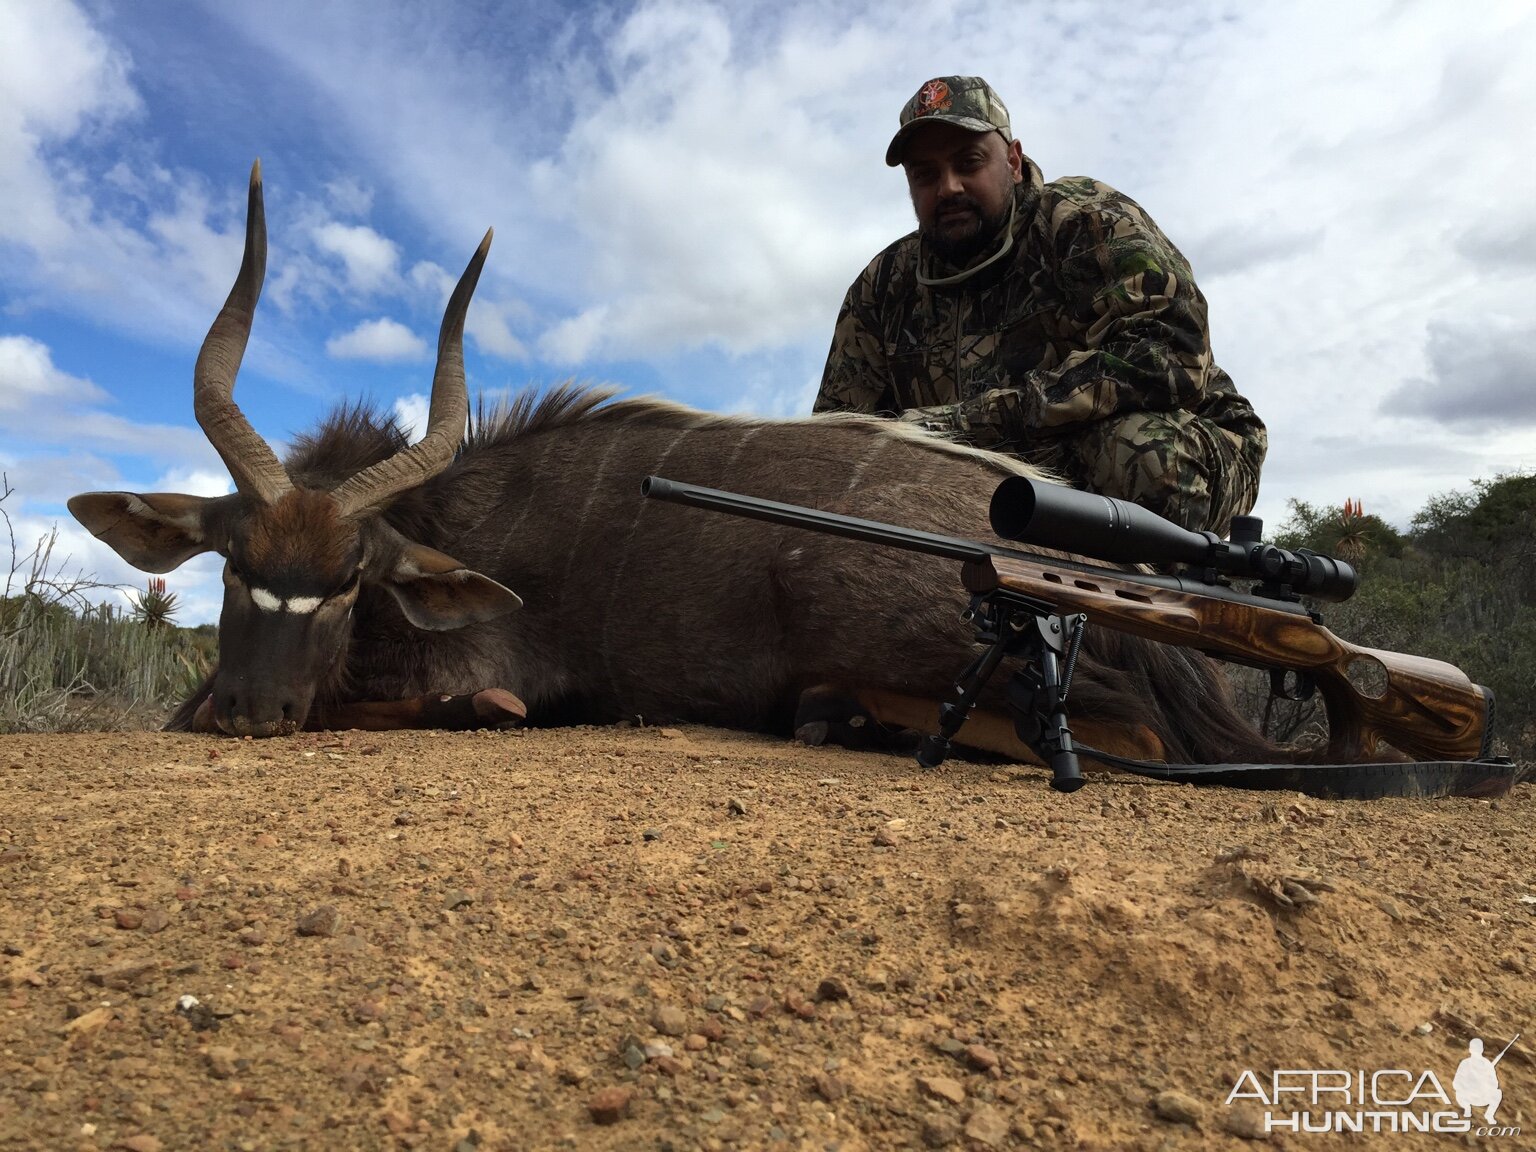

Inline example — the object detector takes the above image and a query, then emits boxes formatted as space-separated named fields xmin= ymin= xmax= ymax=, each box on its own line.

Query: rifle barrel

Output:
xmin=640 ymin=476 xmax=992 ymax=563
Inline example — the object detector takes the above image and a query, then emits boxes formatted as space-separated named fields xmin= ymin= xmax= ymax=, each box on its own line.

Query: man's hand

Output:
xmin=897 ymin=401 xmax=1006 ymax=448
xmin=897 ymin=404 xmax=962 ymax=434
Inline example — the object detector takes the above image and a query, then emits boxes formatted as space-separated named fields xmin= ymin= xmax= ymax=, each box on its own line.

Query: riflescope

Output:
xmin=988 ymin=476 xmax=1357 ymax=603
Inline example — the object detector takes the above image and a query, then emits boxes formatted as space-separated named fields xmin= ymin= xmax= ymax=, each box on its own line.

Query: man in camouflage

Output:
xmin=815 ymin=76 xmax=1266 ymax=534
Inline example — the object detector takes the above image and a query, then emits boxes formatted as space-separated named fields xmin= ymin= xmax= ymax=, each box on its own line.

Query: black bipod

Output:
xmin=915 ymin=588 xmax=1089 ymax=793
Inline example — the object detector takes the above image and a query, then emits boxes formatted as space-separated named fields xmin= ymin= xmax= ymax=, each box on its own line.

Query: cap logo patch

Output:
xmin=916 ymin=79 xmax=951 ymax=116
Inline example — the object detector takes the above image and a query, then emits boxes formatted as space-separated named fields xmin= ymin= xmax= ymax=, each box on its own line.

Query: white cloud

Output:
xmin=54 ymin=412 xmax=221 ymax=469
xmin=324 ymin=176 xmax=374 ymax=218
xmin=1121 ymin=1 xmax=1536 ymax=530
xmin=392 ymin=392 xmax=427 ymax=439
xmin=150 ymin=467 xmax=233 ymax=498
xmin=0 ymin=0 xmax=140 ymax=249
xmin=1186 ymin=219 xmax=1326 ymax=279
xmin=538 ymin=306 xmax=608 ymax=366
xmin=0 ymin=336 xmax=221 ymax=481
xmin=144 ymin=185 xmax=253 ymax=310
xmin=325 ymin=317 xmax=428 ymax=362
xmin=407 ymin=258 xmax=529 ymax=361
xmin=312 ymin=221 xmax=401 ymax=294
xmin=0 ymin=153 xmax=247 ymax=354
xmin=1384 ymin=320 xmax=1536 ymax=429
xmin=521 ymin=3 xmax=909 ymax=363
xmin=467 ymin=301 xmax=528 ymax=361
xmin=407 ymin=259 xmax=452 ymax=299
xmin=721 ymin=363 xmax=822 ymax=421
xmin=0 ymin=6 xmax=421 ymax=392
xmin=0 ymin=2 xmax=249 ymax=352
xmin=0 ymin=334 xmax=109 ymax=409
xmin=2 ymin=452 xmax=126 ymax=509
xmin=0 ymin=0 xmax=139 ymax=135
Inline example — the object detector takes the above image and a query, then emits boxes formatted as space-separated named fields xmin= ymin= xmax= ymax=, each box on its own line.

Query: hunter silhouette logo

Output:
xmin=1226 ymin=1032 xmax=1523 ymax=1137
xmin=1454 ymin=1035 xmax=1519 ymax=1124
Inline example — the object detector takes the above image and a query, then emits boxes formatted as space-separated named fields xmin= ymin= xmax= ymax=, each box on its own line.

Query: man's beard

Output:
xmin=922 ymin=194 xmax=1012 ymax=265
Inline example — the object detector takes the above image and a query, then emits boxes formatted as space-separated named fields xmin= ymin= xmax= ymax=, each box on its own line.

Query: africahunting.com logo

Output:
xmin=1227 ymin=1033 xmax=1522 ymax=1137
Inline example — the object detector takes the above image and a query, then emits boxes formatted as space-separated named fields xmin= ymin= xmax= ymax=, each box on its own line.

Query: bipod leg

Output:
xmin=1036 ymin=616 xmax=1086 ymax=792
xmin=915 ymin=629 xmax=1012 ymax=769
xmin=916 ymin=591 xmax=1047 ymax=770
xmin=1006 ymin=614 xmax=1088 ymax=793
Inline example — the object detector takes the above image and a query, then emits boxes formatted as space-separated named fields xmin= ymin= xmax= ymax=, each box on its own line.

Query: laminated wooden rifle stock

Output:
xmin=961 ymin=554 xmax=1491 ymax=764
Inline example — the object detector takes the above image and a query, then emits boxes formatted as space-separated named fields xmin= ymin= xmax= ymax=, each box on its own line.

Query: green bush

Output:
xmin=0 ymin=598 xmax=210 ymax=733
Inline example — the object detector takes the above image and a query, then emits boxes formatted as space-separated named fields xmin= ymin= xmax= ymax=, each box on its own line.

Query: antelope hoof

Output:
xmin=794 ymin=719 xmax=831 ymax=746
xmin=190 ymin=696 xmax=221 ymax=734
xmin=471 ymin=688 xmax=528 ymax=728
xmin=793 ymin=689 xmax=918 ymax=753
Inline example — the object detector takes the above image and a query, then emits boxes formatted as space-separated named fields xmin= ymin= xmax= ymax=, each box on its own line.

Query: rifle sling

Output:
xmin=1071 ymin=743 xmax=1522 ymax=800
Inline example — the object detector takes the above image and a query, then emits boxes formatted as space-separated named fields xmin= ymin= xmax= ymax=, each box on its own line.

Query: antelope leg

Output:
xmin=307 ymin=689 xmax=527 ymax=732
xmin=797 ymin=685 xmax=1167 ymax=766
xmin=187 ymin=689 xmax=528 ymax=734
xmin=792 ymin=684 xmax=920 ymax=752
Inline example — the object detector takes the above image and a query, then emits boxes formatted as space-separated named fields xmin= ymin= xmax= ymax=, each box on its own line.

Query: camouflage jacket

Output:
xmin=815 ymin=158 xmax=1267 ymax=528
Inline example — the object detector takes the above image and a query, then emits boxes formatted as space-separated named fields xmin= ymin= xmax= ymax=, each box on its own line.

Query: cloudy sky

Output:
xmin=2 ymin=0 xmax=1533 ymax=623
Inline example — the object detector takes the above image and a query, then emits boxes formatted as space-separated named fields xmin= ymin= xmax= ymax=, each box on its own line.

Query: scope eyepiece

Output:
xmin=1293 ymin=548 xmax=1357 ymax=603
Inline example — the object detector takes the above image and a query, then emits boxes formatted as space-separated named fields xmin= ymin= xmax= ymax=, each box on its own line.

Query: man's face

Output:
xmin=902 ymin=121 xmax=1023 ymax=264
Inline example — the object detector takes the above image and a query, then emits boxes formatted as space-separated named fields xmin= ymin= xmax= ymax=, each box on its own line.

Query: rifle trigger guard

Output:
xmin=1269 ymin=667 xmax=1316 ymax=702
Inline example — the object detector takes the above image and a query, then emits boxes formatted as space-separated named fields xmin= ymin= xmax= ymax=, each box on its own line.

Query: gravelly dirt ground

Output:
xmin=0 ymin=726 xmax=1530 ymax=1152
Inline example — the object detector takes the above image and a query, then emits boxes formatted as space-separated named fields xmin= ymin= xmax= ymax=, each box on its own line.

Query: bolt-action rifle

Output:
xmin=641 ymin=475 xmax=1514 ymax=800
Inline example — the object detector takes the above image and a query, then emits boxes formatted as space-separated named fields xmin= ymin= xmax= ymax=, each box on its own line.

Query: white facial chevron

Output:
xmin=250 ymin=587 xmax=323 ymax=614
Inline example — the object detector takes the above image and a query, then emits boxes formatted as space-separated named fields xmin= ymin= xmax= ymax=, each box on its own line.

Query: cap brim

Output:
xmin=885 ymin=115 xmax=1004 ymax=166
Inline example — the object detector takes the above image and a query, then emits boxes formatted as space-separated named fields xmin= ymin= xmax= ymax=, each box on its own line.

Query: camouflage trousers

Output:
xmin=1023 ymin=409 xmax=1264 ymax=536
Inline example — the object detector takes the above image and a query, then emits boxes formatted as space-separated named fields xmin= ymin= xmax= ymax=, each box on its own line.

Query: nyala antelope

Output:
xmin=70 ymin=162 xmax=1283 ymax=768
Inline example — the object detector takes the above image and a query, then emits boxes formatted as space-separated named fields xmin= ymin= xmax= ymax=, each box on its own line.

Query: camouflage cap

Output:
xmin=885 ymin=76 xmax=1011 ymax=167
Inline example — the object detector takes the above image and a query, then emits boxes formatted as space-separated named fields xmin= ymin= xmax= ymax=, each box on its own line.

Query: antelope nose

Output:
xmin=219 ymin=691 xmax=302 ymax=738
xmin=227 ymin=712 xmax=295 ymax=739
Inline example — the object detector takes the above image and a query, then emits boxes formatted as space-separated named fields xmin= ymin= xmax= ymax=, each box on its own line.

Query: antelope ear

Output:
xmin=384 ymin=543 xmax=523 ymax=631
xmin=68 ymin=492 xmax=229 ymax=573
